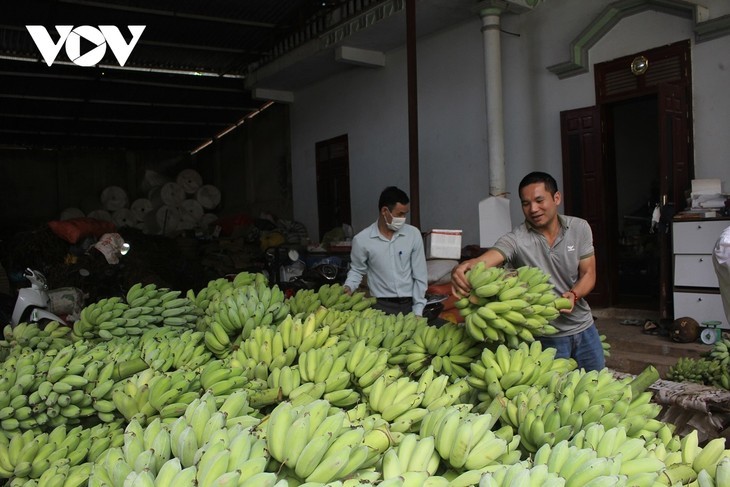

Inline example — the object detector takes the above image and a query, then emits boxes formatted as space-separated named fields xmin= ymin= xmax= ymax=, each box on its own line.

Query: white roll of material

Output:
xmin=156 ymin=205 xmax=181 ymax=235
xmin=160 ymin=182 xmax=186 ymax=207
xmin=180 ymin=199 xmax=204 ymax=222
xmin=130 ymin=198 xmax=153 ymax=222
xmin=176 ymin=168 xmax=204 ymax=194
xmin=112 ymin=208 xmax=136 ymax=228
xmin=100 ymin=186 xmax=129 ymax=211
xmin=196 ymin=184 xmax=221 ymax=210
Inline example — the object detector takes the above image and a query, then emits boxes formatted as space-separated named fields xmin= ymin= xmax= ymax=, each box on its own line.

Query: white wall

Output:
xmin=290 ymin=0 xmax=730 ymax=244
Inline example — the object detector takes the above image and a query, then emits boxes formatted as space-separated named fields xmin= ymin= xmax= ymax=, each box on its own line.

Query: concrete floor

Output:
xmin=592 ymin=307 xmax=710 ymax=378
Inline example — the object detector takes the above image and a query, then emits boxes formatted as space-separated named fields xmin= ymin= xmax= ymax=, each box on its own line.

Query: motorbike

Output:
xmin=11 ymin=268 xmax=67 ymax=327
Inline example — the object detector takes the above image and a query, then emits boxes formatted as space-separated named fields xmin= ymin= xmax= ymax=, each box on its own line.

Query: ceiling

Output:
xmin=0 ymin=0 xmax=489 ymax=153
xmin=0 ymin=0 xmax=365 ymax=152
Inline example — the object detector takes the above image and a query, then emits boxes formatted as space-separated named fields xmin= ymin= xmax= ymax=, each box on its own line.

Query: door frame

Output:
xmin=561 ymin=40 xmax=693 ymax=314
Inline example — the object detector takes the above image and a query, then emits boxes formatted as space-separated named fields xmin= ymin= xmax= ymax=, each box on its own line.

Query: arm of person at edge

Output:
xmin=562 ymin=254 xmax=596 ymax=314
xmin=343 ymin=238 xmax=367 ymax=296
xmin=410 ymin=236 xmax=428 ymax=316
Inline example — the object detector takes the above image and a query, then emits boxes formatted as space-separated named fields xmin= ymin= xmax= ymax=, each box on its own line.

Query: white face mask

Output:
xmin=386 ymin=209 xmax=406 ymax=231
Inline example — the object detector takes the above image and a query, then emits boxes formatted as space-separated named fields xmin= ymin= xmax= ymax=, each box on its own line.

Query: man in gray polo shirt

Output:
xmin=451 ymin=171 xmax=604 ymax=371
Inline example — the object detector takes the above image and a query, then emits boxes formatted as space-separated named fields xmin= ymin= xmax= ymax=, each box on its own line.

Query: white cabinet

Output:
xmin=672 ymin=219 xmax=730 ymax=328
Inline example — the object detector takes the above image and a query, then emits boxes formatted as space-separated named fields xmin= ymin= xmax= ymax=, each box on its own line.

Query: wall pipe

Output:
xmin=479 ymin=7 xmax=507 ymax=197
xmin=406 ymin=0 xmax=420 ymax=228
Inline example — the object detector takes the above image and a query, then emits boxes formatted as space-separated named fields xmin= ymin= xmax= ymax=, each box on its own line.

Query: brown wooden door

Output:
xmin=560 ymin=106 xmax=614 ymax=307
xmin=316 ymin=134 xmax=351 ymax=240
xmin=657 ymin=83 xmax=693 ymax=319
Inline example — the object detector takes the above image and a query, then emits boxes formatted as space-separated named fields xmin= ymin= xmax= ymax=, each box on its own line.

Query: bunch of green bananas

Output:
xmin=530 ymin=440 xmax=624 ymax=486
xmin=418 ymin=405 xmax=519 ymax=471
xmin=0 ymin=341 xmax=125 ymax=434
xmin=455 ymin=263 xmax=572 ymax=345
xmin=381 ymin=433 xmax=441 ymax=479
xmin=72 ymin=296 xmax=130 ymax=340
xmin=1 ymin=321 xmax=73 ymax=353
xmin=479 ymin=462 xmax=567 ymax=487
xmin=318 ymin=283 xmax=377 ymax=311
xmin=345 ymin=339 xmax=392 ymax=390
xmin=288 ymin=283 xmax=376 ymax=315
xmin=668 ymin=356 xmax=724 ymax=386
xmin=468 ymin=341 xmax=577 ymax=406
xmin=706 ymin=337 xmax=730 ymax=366
xmin=126 ymin=283 xmax=201 ymax=328
xmin=341 ymin=308 xmax=423 ymax=352
xmin=139 ymin=326 xmax=212 ymax=372
xmin=388 ymin=322 xmax=482 ymax=380
xmin=6 ymin=274 xmax=730 ymax=487
xmin=600 ymin=333 xmax=611 ymax=358
xmin=233 ymin=326 xmax=300 ymax=373
xmin=90 ymin=395 xmax=270 ymax=487
xmin=200 ymin=283 xmax=289 ymax=358
xmin=0 ymin=421 xmax=123 ymax=484
xmin=286 ymin=288 xmax=321 ymax=315
xmin=260 ymin=400 xmax=371 ymax=484
xmin=501 ymin=366 xmax=664 ymax=453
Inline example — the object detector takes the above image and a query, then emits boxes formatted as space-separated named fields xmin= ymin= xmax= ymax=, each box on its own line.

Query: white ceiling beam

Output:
xmin=252 ymin=88 xmax=294 ymax=103
xmin=334 ymin=46 xmax=385 ymax=67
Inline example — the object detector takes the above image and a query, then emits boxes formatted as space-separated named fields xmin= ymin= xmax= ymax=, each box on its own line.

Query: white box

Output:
xmin=425 ymin=229 xmax=462 ymax=259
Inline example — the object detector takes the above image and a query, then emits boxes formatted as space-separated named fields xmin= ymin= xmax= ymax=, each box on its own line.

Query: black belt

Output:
xmin=377 ymin=297 xmax=412 ymax=304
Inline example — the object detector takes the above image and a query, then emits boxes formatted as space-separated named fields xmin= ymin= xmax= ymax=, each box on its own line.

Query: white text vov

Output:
xmin=26 ymin=25 xmax=145 ymax=67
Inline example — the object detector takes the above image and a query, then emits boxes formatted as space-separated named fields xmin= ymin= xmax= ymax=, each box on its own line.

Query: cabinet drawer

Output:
xmin=673 ymin=220 xmax=729 ymax=254
xmin=673 ymin=254 xmax=719 ymax=287
xmin=673 ymin=291 xmax=728 ymax=329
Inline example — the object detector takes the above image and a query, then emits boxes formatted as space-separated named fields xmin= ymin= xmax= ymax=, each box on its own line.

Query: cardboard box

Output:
xmin=425 ymin=229 xmax=462 ymax=259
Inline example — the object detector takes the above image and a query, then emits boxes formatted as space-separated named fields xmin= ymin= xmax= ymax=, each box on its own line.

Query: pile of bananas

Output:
xmin=706 ymin=337 xmax=730 ymax=366
xmin=0 ymin=421 xmax=123 ymax=483
xmin=287 ymin=283 xmax=376 ymax=315
xmin=419 ymin=405 xmax=521 ymax=471
xmin=200 ymin=282 xmax=290 ymax=358
xmin=388 ymin=322 xmax=482 ymax=380
xmin=5 ymin=272 xmax=730 ymax=487
xmin=692 ymin=337 xmax=730 ymax=389
xmin=344 ymin=309 xmax=423 ymax=350
xmin=667 ymin=356 xmax=725 ymax=386
xmin=455 ymin=264 xmax=571 ymax=344
xmin=73 ymin=285 xmax=200 ymax=341
xmin=260 ymin=400 xmax=373 ymax=484
xmin=1 ymin=321 xmax=72 ymax=353
xmin=139 ymin=327 xmax=212 ymax=372
xmin=600 ymin=333 xmax=611 ymax=358
xmin=468 ymin=341 xmax=577 ymax=406
xmin=501 ymin=366 xmax=666 ymax=453
xmin=90 ymin=393 xmax=270 ymax=487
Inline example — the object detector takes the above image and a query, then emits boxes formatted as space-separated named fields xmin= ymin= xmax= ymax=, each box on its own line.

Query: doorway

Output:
xmin=315 ymin=134 xmax=352 ymax=240
xmin=560 ymin=40 xmax=693 ymax=317
xmin=610 ymin=96 xmax=660 ymax=309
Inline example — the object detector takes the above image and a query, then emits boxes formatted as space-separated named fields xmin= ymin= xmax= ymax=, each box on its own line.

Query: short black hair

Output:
xmin=378 ymin=186 xmax=409 ymax=211
xmin=519 ymin=171 xmax=559 ymax=196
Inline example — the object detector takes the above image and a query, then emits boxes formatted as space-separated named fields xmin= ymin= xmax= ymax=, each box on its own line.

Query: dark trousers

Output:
xmin=373 ymin=297 xmax=413 ymax=315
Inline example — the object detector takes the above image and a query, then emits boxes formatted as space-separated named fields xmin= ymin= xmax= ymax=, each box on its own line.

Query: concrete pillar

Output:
xmin=478 ymin=3 xmax=507 ymax=196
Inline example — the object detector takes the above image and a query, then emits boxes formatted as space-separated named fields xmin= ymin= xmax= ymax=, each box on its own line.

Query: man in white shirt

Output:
xmin=344 ymin=186 xmax=428 ymax=316
xmin=713 ymin=225 xmax=730 ymax=324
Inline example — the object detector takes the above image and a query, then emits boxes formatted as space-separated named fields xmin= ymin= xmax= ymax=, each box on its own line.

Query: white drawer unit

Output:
xmin=673 ymin=220 xmax=730 ymax=254
xmin=672 ymin=218 xmax=730 ymax=329
xmin=673 ymin=254 xmax=719 ymax=288
xmin=672 ymin=291 xmax=727 ymax=327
